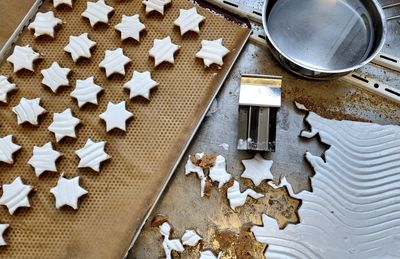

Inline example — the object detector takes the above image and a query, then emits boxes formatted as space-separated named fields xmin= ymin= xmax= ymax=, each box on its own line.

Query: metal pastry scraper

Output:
xmin=237 ymin=74 xmax=281 ymax=152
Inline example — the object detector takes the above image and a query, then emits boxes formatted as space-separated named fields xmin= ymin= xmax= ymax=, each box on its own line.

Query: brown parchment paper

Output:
xmin=0 ymin=0 xmax=250 ymax=258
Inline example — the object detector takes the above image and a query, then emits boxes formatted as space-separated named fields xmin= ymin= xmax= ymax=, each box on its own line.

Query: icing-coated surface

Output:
xmin=70 ymin=76 xmax=103 ymax=108
xmin=28 ymin=11 xmax=62 ymax=38
xmin=159 ymin=222 xmax=184 ymax=259
xmin=0 ymin=135 xmax=21 ymax=164
xmin=50 ymin=175 xmax=88 ymax=209
xmin=209 ymin=155 xmax=231 ymax=188
xmin=241 ymin=153 xmax=273 ymax=186
xmin=181 ymin=229 xmax=202 ymax=246
xmin=124 ymin=71 xmax=158 ymax=100
xmin=12 ymin=98 xmax=46 ymax=125
xmin=41 ymin=62 xmax=71 ymax=93
xmin=0 ymin=177 xmax=33 ymax=215
xmin=0 ymin=224 xmax=9 ymax=246
xmin=28 ymin=142 xmax=61 ymax=177
xmin=199 ymin=250 xmax=221 ymax=259
xmin=252 ymin=112 xmax=400 ymax=258
xmin=196 ymin=39 xmax=229 ymax=67
xmin=48 ymin=108 xmax=80 ymax=142
xmin=81 ymin=0 xmax=114 ymax=27
xmin=0 ymin=76 xmax=17 ymax=103
xmin=99 ymin=48 xmax=131 ymax=77
xmin=142 ymin=0 xmax=171 ymax=15
xmin=75 ymin=139 xmax=110 ymax=172
xmin=184 ymin=154 xmax=207 ymax=197
xmin=227 ymin=180 xmax=263 ymax=210
xmin=99 ymin=101 xmax=133 ymax=132
xmin=149 ymin=36 xmax=180 ymax=67
xmin=6 ymin=45 xmax=40 ymax=72
xmin=174 ymin=7 xmax=205 ymax=36
xmin=115 ymin=15 xmax=146 ymax=41
xmin=64 ymin=33 xmax=96 ymax=62
xmin=53 ymin=0 xmax=72 ymax=8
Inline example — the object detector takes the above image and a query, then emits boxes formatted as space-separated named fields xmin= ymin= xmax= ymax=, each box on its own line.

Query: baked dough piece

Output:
xmin=75 ymin=139 xmax=110 ymax=172
xmin=70 ymin=76 xmax=103 ymax=108
xmin=0 ymin=177 xmax=33 ymax=215
xmin=50 ymin=175 xmax=88 ymax=209
xmin=64 ymin=33 xmax=96 ymax=62
xmin=81 ymin=0 xmax=114 ymax=27
xmin=0 ymin=76 xmax=17 ymax=103
xmin=28 ymin=11 xmax=62 ymax=38
xmin=0 ymin=224 xmax=9 ymax=246
xmin=0 ymin=135 xmax=21 ymax=164
xmin=114 ymin=15 xmax=146 ymax=42
xmin=149 ymin=37 xmax=180 ymax=67
xmin=41 ymin=62 xmax=71 ymax=93
xmin=196 ymin=39 xmax=230 ymax=67
xmin=48 ymin=109 xmax=81 ymax=142
xmin=28 ymin=142 xmax=62 ymax=177
xmin=53 ymin=0 xmax=73 ymax=8
xmin=12 ymin=97 xmax=46 ymax=125
xmin=6 ymin=45 xmax=40 ymax=73
xmin=99 ymin=101 xmax=133 ymax=132
xmin=174 ymin=7 xmax=205 ymax=36
xmin=99 ymin=48 xmax=131 ymax=77
xmin=123 ymin=71 xmax=158 ymax=100
xmin=142 ymin=0 xmax=171 ymax=15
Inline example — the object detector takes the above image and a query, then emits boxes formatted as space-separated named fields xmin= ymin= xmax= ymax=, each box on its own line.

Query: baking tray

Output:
xmin=0 ymin=0 xmax=251 ymax=257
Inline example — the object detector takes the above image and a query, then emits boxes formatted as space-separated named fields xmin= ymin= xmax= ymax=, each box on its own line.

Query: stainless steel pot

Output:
xmin=262 ymin=0 xmax=387 ymax=79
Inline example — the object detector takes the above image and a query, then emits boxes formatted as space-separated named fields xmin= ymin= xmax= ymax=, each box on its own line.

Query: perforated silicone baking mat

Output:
xmin=0 ymin=0 xmax=250 ymax=258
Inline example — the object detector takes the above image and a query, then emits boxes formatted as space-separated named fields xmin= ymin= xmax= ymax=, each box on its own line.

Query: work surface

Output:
xmin=0 ymin=0 xmax=399 ymax=258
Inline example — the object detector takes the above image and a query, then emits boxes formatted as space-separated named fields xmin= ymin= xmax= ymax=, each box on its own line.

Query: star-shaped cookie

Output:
xmin=28 ymin=11 xmax=62 ymax=38
xmin=48 ymin=109 xmax=81 ymax=142
xmin=174 ymin=7 xmax=205 ymax=36
xmin=71 ymin=77 xmax=103 ymax=108
xmin=0 ymin=224 xmax=8 ymax=246
xmin=82 ymin=0 xmax=114 ymax=27
xmin=99 ymin=48 xmax=131 ymax=77
xmin=0 ymin=76 xmax=17 ymax=103
xmin=6 ymin=45 xmax=40 ymax=73
xmin=64 ymin=33 xmax=96 ymax=62
xmin=28 ymin=142 xmax=62 ymax=177
xmin=41 ymin=62 xmax=71 ymax=93
xmin=241 ymin=153 xmax=273 ymax=186
xmin=75 ymin=139 xmax=110 ymax=172
xmin=115 ymin=15 xmax=146 ymax=42
xmin=53 ymin=0 xmax=72 ymax=8
xmin=99 ymin=101 xmax=133 ymax=132
xmin=0 ymin=135 xmax=21 ymax=164
xmin=50 ymin=175 xmax=88 ymax=209
xmin=143 ymin=0 xmax=171 ymax=15
xmin=196 ymin=38 xmax=230 ymax=67
xmin=149 ymin=37 xmax=180 ymax=67
xmin=124 ymin=71 xmax=158 ymax=100
xmin=0 ymin=177 xmax=33 ymax=215
xmin=12 ymin=97 xmax=46 ymax=125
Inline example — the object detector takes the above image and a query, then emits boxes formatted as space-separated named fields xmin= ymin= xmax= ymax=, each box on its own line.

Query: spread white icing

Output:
xmin=70 ymin=76 xmax=103 ymax=108
xmin=209 ymin=155 xmax=231 ymax=188
xmin=81 ymin=0 xmax=114 ymax=27
xmin=114 ymin=15 xmax=146 ymax=41
xmin=159 ymin=222 xmax=184 ymax=259
xmin=142 ymin=0 xmax=171 ymax=15
xmin=0 ymin=135 xmax=21 ymax=164
xmin=184 ymin=154 xmax=209 ymax=197
xmin=48 ymin=108 xmax=80 ymax=142
xmin=196 ymin=39 xmax=229 ymax=67
xmin=41 ymin=62 xmax=71 ymax=93
xmin=0 ymin=224 xmax=9 ymax=246
xmin=28 ymin=11 xmax=62 ymax=38
xmin=6 ymin=45 xmax=40 ymax=72
xmin=199 ymin=250 xmax=221 ymax=259
xmin=99 ymin=101 xmax=133 ymax=132
xmin=12 ymin=97 xmax=46 ymax=125
xmin=160 ymin=222 xmax=171 ymax=237
xmin=227 ymin=180 xmax=263 ymax=210
xmin=181 ymin=229 xmax=202 ymax=246
xmin=0 ymin=76 xmax=17 ymax=103
xmin=149 ymin=36 xmax=180 ymax=67
xmin=64 ymin=33 xmax=96 ymax=62
xmin=75 ymin=139 xmax=110 ymax=172
xmin=124 ymin=71 xmax=159 ymax=100
xmin=241 ymin=153 xmax=273 ymax=186
xmin=0 ymin=177 xmax=33 ymax=215
xmin=53 ymin=0 xmax=72 ymax=8
xmin=28 ymin=142 xmax=61 ymax=177
xmin=99 ymin=48 xmax=131 ymax=77
xmin=50 ymin=175 xmax=88 ymax=209
xmin=174 ymin=7 xmax=205 ymax=36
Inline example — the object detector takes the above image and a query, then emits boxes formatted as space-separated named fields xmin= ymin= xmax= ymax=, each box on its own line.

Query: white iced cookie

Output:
xmin=64 ymin=33 xmax=96 ymax=62
xmin=149 ymin=37 xmax=180 ymax=67
xmin=41 ymin=62 xmax=71 ymax=93
xmin=82 ymin=0 xmax=114 ymax=27
xmin=159 ymin=222 xmax=184 ymax=259
xmin=174 ymin=7 xmax=205 ymax=36
xmin=114 ymin=15 xmax=146 ymax=42
xmin=0 ymin=135 xmax=21 ymax=164
xmin=48 ymin=109 xmax=81 ymax=142
xmin=241 ymin=153 xmax=273 ymax=186
xmin=6 ymin=45 xmax=40 ymax=73
xmin=209 ymin=155 xmax=231 ymax=188
xmin=124 ymin=71 xmax=158 ymax=100
xmin=227 ymin=180 xmax=263 ymax=210
xmin=0 ymin=76 xmax=17 ymax=103
xmin=182 ymin=229 xmax=202 ymax=246
xmin=28 ymin=11 xmax=62 ymax=38
xmin=196 ymin=39 xmax=230 ymax=67
xmin=0 ymin=177 xmax=33 ymax=215
xmin=99 ymin=48 xmax=131 ymax=77
xmin=12 ymin=97 xmax=46 ymax=125
xmin=75 ymin=139 xmax=110 ymax=172
xmin=53 ymin=0 xmax=72 ymax=8
xmin=70 ymin=76 xmax=103 ymax=108
xmin=143 ymin=0 xmax=171 ymax=15
xmin=0 ymin=224 xmax=8 ymax=246
xmin=99 ymin=101 xmax=133 ymax=132
xmin=199 ymin=250 xmax=221 ymax=259
xmin=50 ymin=175 xmax=88 ymax=209
xmin=28 ymin=142 xmax=62 ymax=177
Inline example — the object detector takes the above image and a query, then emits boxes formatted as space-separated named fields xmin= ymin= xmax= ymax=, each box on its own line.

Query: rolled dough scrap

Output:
xmin=159 ymin=222 xmax=184 ymax=259
xmin=142 ymin=0 xmax=171 ymax=15
xmin=64 ymin=33 xmax=96 ymax=62
xmin=241 ymin=153 xmax=273 ymax=186
xmin=6 ymin=45 xmax=40 ymax=73
xmin=199 ymin=250 xmax=221 ymax=259
xmin=41 ymin=62 xmax=71 ymax=93
xmin=114 ymin=15 xmax=146 ymax=42
xmin=99 ymin=101 xmax=133 ymax=132
xmin=81 ymin=0 xmax=114 ymax=27
xmin=0 ymin=76 xmax=17 ymax=103
xmin=28 ymin=142 xmax=62 ymax=177
xmin=48 ymin=108 xmax=80 ymax=142
xmin=227 ymin=180 xmax=263 ymax=210
xmin=75 ymin=139 xmax=110 ymax=172
xmin=209 ymin=155 xmax=231 ymax=188
xmin=124 ymin=71 xmax=158 ymax=100
xmin=182 ymin=229 xmax=202 ymax=246
xmin=70 ymin=76 xmax=103 ymax=108
xmin=174 ymin=7 xmax=205 ymax=36
xmin=149 ymin=36 xmax=180 ymax=67
xmin=0 ymin=177 xmax=33 ymax=215
xmin=28 ymin=11 xmax=62 ymax=38
xmin=50 ymin=175 xmax=88 ymax=209
xmin=196 ymin=39 xmax=229 ymax=67
xmin=12 ymin=97 xmax=46 ymax=125
xmin=99 ymin=48 xmax=131 ymax=77
xmin=0 ymin=135 xmax=21 ymax=164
